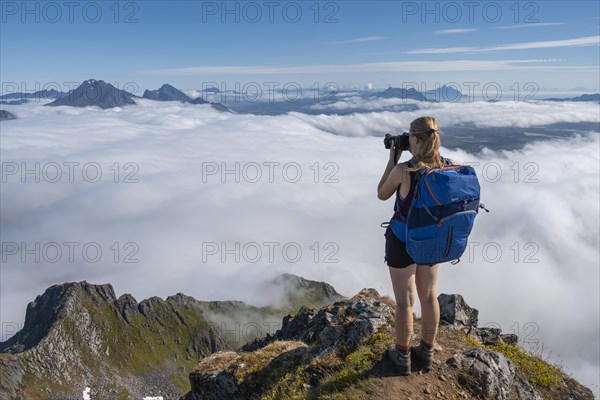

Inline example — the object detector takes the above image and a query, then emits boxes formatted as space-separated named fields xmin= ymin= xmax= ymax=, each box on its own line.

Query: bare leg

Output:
xmin=415 ymin=264 xmax=440 ymax=345
xmin=388 ymin=264 xmax=417 ymax=347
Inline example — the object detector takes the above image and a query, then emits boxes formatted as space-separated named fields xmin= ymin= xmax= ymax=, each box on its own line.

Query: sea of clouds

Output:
xmin=1 ymin=98 xmax=598 ymax=396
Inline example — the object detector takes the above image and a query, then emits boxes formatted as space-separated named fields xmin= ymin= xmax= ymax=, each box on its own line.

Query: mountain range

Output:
xmin=0 ymin=274 xmax=593 ymax=400
xmin=0 ymin=79 xmax=231 ymax=113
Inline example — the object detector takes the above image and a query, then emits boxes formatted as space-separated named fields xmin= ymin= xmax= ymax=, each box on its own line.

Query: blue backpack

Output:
xmin=384 ymin=157 xmax=488 ymax=265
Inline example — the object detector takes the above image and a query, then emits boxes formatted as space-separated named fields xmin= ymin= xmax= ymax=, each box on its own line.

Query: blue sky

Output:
xmin=1 ymin=0 xmax=599 ymax=93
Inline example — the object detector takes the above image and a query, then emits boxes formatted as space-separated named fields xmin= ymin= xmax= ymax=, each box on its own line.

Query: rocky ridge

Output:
xmin=181 ymin=289 xmax=595 ymax=400
xmin=0 ymin=273 xmax=346 ymax=399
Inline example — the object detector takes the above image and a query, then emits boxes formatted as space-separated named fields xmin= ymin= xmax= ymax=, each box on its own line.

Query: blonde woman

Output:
xmin=377 ymin=116 xmax=448 ymax=375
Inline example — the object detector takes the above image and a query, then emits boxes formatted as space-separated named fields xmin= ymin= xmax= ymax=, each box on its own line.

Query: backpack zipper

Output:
xmin=443 ymin=226 xmax=453 ymax=257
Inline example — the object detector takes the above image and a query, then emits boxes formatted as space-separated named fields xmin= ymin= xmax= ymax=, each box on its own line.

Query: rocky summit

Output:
xmin=180 ymin=289 xmax=595 ymax=400
xmin=0 ymin=278 xmax=595 ymax=400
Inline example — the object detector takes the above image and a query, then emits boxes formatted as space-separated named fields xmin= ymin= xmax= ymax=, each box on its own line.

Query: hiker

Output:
xmin=377 ymin=116 xmax=446 ymax=376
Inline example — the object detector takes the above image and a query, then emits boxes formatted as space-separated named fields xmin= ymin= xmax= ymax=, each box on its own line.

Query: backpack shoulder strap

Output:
xmin=395 ymin=161 xmax=414 ymax=199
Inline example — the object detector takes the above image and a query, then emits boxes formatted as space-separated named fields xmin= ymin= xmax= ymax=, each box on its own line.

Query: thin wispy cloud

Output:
xmin=141 ymin=59 xmax=596 ymax=76
xmin=495 ymin=22 xmax=567 ymax=29
xmin=406 ymin=35 xmax=600 ymax=54
xmin=433 ymin=28 xmax=478 ymax=35
xmin=330 ymin=36 xmax=387 ymax=44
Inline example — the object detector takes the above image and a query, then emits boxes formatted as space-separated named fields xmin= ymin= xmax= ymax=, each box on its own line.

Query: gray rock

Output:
xmin=513 ymin=375 xmax=545 ymax=400
xmin=447 ymin=347 xmax=516 ymax=399
xmin=468 ymin=327 xmax=520 ymax=346
xmin=241 ymin=289 xmax=393 ymax=356
xmin=472 ymin=327 xmax=503 ymax=345
xmin=500 ymin=333 xmax=518 ymax=345
xmin=187 ymin=370 xmax=238 ymax=400
xmin=438 ymin=294 xmax=478 ymax=328
xmin=447 ymin=347 xmax=545 ymax=400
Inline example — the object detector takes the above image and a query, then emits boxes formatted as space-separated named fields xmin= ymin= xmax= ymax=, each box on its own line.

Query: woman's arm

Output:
xmin=377 ymin=148 xmax=403 ymax=200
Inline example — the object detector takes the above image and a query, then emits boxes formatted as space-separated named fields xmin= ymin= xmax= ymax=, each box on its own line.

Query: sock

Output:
xmin=396 ymin=343 xmax=410 ymax=356
xmin=420 ymin=339 xmax=434 ymax=351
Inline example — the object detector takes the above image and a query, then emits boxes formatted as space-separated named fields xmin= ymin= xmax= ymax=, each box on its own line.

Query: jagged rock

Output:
xmin=469 ymin=327 xmax=520 ymax=346
xmin=116 ymin=293 xmax=138 ymax=324
xmin=500 ymin=333 xmax=518 ymax=345
xmin=447 ymin=347 xmax=544 ymax=400
xmin=343 ymin=297 xmax=392 ymax=350
xmin=513 ymin=375 xmax=546 ymax=400
xmin=438 ymin=294 xmax=478 ymax=328
xmin=448 ymin=347 xmax=514 ymax=399
xmin=241 ymin=289 xmax=393 ymax=357
xmin=471 ymin=327 xmax=502 ymax=345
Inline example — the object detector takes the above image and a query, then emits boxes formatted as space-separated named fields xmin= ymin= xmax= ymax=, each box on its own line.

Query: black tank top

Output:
xmin=395 ymin=170 xmax=417 ymax=218
xmin=384 ymin=165 xmax=418 ymax=239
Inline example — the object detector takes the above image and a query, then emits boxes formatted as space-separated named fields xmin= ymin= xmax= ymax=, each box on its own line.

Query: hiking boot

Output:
xmin=410 ymin=341 xmax=435 ymax=372
xmin=388 ymin=345 xmax=411 ymax=376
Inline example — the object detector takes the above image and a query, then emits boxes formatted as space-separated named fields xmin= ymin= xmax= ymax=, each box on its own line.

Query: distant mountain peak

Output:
xmin=376 ymin=86 xmax=430 ymax=101
xmin=46 ymin=79 xmax=137 ymax=109
xmin=268 ymin=273 xmax=347 ymax=311
xmin=143 ymin=83 xmax=192 ymax=103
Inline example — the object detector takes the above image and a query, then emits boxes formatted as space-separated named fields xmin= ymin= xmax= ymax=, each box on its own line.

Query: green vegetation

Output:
xmin=261 ymin=367 xmax=308 ymax=400
xmin=261 ymin=331 xmax=395 ymax=400
xmin=489 ymin=341 xmax=562 ymax=388
xmin=118 ymin=388 xmax=130 ymax=400
xmin=323 ymin=332 xmax=395 ymax=389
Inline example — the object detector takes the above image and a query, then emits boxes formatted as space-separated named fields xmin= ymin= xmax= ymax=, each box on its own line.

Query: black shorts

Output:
xmin=385 ymin=233 xmax=434 ymax=269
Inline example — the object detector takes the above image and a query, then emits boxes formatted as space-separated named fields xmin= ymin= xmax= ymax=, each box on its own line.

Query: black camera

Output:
xmin=384 ymin=132 xmax=410 ymax=151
